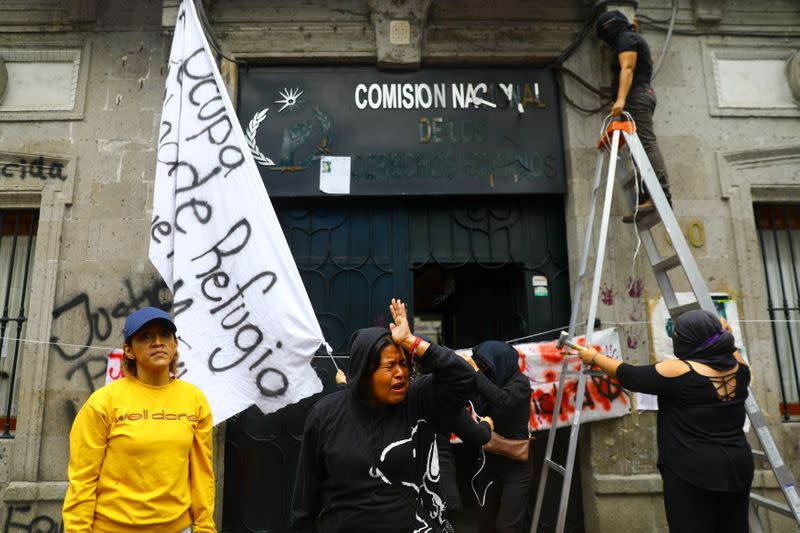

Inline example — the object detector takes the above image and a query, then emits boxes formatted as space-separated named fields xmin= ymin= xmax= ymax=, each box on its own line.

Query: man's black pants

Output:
xmin=625 ymin=86 xmax=672 ymax=204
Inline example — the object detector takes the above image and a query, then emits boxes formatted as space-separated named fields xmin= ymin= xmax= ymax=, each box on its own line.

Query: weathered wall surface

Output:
xmin=0 ymin=0 xmax=797 ymax=531
xmin=0 ymin=1 xmax=167 ymax=527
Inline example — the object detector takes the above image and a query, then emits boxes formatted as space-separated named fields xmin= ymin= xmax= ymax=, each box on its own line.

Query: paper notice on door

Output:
xmin=319 ymin=156 xmax=351 ymax=194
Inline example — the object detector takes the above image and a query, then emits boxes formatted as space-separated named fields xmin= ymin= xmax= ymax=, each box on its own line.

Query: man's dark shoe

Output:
xmin=622 ymin=199 xmax=655 ymax=223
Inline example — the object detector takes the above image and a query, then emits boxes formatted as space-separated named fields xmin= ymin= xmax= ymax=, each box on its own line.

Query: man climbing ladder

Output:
xmin=596 ymin=10 xmax=672 ymax=222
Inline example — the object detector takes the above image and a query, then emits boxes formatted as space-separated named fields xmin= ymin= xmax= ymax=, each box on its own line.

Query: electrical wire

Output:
xmin=548 ymin=5 xmax=611 ymax=114
xmin=552 ymin=65 xmax=609 ymax=97
xmin=636 ymin=13 xmax=677 ymax=25
xmin=5 ymin=316 xmax=800 ymax=363
xmin=192 ymin=0 xmax=246 ymax=65
xmin=651 ymin=0 xmax=678 ymax=81
xmin=553 ymin=9 xmax=601 ymax=66
xmin=467 ymin=400 xmax=494 ymax=507
xmin=555 ymin=70 xmax=610 ymax=114
xmin=619 ymin=111 xmax=646 ymax=297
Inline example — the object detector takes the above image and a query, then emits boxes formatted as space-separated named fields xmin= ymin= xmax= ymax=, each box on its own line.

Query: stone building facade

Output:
xmin=0 ymin=0 xmax=798 ymax=531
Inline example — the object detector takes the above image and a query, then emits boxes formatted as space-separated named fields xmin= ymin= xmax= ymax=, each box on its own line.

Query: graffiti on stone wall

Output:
xmin=3 ymin=505 xmax=63 ymax=533
xmin=0 ymin=156 xmax=67 ymax=181
xmin=50 ymin=278 xmax=167 ymax=419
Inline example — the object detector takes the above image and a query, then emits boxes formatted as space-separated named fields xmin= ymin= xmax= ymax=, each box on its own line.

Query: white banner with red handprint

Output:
xmin=458 ymin=328 xmax=630 ymax=433
xmin=518 ymin=327 xmax=630 ymax=431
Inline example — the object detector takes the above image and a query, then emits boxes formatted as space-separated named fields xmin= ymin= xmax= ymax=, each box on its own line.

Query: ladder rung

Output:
xmin=752 ymin=449 xmax=767 ymax=460
xmin=653 ymin=255 xmax=681 ymax=273
xmin=545 ymin=458 xmax=566 ymax=476
xmin=634 ymin=210 xmax=662 ymax=230
xmin=668 ymin=301 xmax=702 ymax=317
xmin=749 ymin=492 xmax=794 ymax=518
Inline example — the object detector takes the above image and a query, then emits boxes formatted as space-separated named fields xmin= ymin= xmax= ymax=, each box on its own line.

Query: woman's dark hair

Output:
xmin=357 ymin=335 xmax=411 ymax=389
xmin=365 ymin=335 xmax=400 ymax=375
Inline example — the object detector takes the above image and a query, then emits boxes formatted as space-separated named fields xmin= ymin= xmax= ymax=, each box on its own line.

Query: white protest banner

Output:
xmin=149 ymin=0 xmax=326 ymax=422
xmin=456 ymin=328 xmax=630 ymax=433
xmin=518 ymin=328 xmax=630 ymax=431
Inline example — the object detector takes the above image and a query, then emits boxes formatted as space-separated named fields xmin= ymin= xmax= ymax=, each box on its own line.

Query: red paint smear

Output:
xmin=587 ymin=381 xmax=611 ymax=411
xmin=529 ymin=376 xmax=628 ymax=430
xmin=540 ymin=342 xmax=564 ymax=363
xmin=517 ymin=349 xmax=526 ymax=373
xmin=573 ymin=337 xmax=603 ymax=353
xmin=544 ymin=369 xmax=557 ymax=382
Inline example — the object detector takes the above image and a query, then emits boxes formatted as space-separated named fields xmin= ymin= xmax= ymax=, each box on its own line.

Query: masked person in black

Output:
xmin=290 ymin=299 xmax=477 ymax=533
xmin=574 ymin=309 xmax=753 ymax=533
xmin=596 ymin=9 xmax=672 ymax=222
xmin=470 ymin=341 xmax=532 ymax=533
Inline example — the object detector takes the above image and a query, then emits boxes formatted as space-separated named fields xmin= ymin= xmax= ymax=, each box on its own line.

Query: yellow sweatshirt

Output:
xmin=62 ymin=376 xmax=216 ymax=533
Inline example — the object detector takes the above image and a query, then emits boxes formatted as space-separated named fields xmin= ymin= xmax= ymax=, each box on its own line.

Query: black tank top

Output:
xmin=616 ymin=362 xmax=754 ymax=492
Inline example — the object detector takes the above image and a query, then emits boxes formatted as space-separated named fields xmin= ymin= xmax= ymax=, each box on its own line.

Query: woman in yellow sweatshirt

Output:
xmin=62 ymin=307 xmax=216 ymax=533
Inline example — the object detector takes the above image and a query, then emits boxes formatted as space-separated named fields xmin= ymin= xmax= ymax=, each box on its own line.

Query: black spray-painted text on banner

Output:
xmin=154 ymin=32 xmax=289 ymax=399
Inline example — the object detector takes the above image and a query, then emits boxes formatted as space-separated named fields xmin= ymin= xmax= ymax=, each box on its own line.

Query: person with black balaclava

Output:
xmin=470 ymin=341 xmax=532 ymax=533
xmin=290 ymin=299 xmax=478 ymax=533
xmin=596 ymin=9 xmax=672 ymax=223
xmin=573 ymin=309 xmax=753 ymax=533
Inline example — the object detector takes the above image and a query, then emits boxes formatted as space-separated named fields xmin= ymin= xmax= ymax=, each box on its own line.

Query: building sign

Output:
xmin=238 ymin=67 xmax=565 ymax=197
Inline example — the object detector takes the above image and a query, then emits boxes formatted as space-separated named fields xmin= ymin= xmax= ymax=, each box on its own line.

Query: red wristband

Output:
xmin=410 ymin=336 xmax=422 ymax=363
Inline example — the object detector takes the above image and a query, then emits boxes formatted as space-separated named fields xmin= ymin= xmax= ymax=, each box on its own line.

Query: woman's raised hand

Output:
xmin=389 ymin=298 xmax=413 ymax=345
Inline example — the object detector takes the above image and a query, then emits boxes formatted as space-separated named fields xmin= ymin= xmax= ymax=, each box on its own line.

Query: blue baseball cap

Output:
xmin=123 ymin=307 xmax=176 ymax=340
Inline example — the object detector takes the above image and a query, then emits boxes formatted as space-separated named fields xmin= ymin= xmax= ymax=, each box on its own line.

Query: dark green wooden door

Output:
xmin=222 ymin=197 xmax=579 ymax=532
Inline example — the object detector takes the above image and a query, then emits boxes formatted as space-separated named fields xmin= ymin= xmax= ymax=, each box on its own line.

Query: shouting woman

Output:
xmin=290 ymin=299 xmax=477 ymax=532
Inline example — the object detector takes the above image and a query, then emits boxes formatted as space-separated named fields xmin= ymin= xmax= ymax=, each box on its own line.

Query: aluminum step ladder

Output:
xmin=530 ymin=118 xmax=800 ymax=533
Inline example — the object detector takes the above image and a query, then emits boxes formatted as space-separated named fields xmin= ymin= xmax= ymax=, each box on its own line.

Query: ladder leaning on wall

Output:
xmin=529 ymin=116 xmax=800 ymax=533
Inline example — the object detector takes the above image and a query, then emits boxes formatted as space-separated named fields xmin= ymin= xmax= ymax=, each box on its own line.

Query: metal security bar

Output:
xmin=0 ymin=210 xmax=38 ymax=438
xmin=755 ymin=204 xmax=800 ymax=421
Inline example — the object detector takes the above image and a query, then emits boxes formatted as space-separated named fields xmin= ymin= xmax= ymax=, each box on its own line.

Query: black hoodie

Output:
xmin=472 ymin=341 xmax=531 ymax=440
xmin=290 ymin=327 xmax=477 ymax=533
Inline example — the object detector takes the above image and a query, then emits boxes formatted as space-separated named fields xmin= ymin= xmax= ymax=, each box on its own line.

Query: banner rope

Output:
xmin=1 ymin=319 xmax=796 ymax=357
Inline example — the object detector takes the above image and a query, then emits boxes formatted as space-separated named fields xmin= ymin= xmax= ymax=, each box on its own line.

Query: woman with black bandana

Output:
xmin=573 ymin=309 xmax=753 ymax=533
xmin=470 ymin=341 xmax=532 ymax=533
